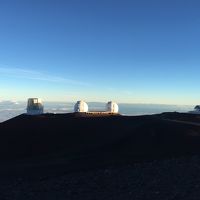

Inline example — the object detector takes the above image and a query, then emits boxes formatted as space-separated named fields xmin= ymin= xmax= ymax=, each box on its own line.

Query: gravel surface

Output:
xmin=1 ymin=155 xmax=200 ymax=200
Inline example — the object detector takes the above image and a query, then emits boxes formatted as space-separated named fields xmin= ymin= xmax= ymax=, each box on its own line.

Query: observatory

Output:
xmin=74 ymin=100 xmax=89 ymax=112
xmin=189 ymin=105 xmax=200 ymax=114
xmin=106 ymin=101 xmax=119 ymax=113
xmin=194 ymin=105 xmax=200 ymax=112
xmin=27 ymin=98 xmax=44 ymax=115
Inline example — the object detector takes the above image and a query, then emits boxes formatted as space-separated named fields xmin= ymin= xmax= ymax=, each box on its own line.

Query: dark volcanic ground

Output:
xmin=2 ymin=155 xmax=200 ymax=200
xmin=1 ymin=112 xmax=200 ymax=199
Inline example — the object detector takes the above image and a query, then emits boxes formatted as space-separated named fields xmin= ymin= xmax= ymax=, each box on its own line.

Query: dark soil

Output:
xmin=1 ymin=112 xmax=200 ymax=199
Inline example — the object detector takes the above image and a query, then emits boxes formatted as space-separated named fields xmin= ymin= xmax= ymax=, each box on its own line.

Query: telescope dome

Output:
xmin=194 ymin=105 xmax=200 ymax=111
xmin=27 ymin=98 xmax=44 ymax=115
xmin=106 ymin=101 xmax=119 ymax=113
xmin=74 ymin=100 xmax=88 ymax=112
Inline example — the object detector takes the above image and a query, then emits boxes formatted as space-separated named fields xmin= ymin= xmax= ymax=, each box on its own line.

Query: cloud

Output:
xmin=0 ymin=67 xmax=89 ymax=86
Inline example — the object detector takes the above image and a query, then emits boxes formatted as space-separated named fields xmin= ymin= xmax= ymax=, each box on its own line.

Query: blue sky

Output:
xmin=0 ymin=0 xmax=200 ymax=104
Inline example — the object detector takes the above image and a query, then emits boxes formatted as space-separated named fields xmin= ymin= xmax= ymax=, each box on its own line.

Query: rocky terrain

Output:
xmin=1 ymin=155 xmax=200 ymax=200
xmin=1 ymin=112 xmax=200 ymax=199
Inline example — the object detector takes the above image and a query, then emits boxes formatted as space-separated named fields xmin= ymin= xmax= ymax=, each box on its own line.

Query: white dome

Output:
xmin=194 ymin=105 xmax=200 ymax=111
xmin=27 ymin=98 xmax=44 ymax=115
xmin=106 ymin=101 xmax=119 ymax=113
xmin=74 ymin=100 xmax=88 ymax=112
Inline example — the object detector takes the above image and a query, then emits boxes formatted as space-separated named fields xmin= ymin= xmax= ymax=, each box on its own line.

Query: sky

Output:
xmin=0 ymin=0 xmax=200 ymax=104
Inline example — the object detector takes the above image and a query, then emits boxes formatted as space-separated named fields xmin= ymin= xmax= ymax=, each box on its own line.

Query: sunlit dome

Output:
xmin=74 ymin=100 xmax=88 ymax=112
xmin=27 ymin=98 xmax=44 ymax=115
xmin=194 ymin=105 xmax=200 ymax=111
xmin=106 ymin=101 xmax=119 ymax=113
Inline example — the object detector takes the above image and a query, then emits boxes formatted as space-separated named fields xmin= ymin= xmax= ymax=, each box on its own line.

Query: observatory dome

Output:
xmin=27 ymin=98 xmax=44 ymax=115
xmin=106 ymin=101 xmax=119 ymax=113
xmin=74 ymin=100 xmax=88 ymax=112
xmin=194 ymin=105 xmax=200 ymax=112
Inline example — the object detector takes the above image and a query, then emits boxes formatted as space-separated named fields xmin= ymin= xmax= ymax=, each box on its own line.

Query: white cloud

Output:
xmin=0 ymin=67 xmax=89 ymax=86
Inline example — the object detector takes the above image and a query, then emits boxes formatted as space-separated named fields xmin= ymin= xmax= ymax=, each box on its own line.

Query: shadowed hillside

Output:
xmin=2 ymin=113 xmax=200 ymax=199
xmin=1 ymin=112 xmax=200 ymax=163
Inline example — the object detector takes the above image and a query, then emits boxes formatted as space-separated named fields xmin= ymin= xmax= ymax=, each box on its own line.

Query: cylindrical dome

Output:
xmin=27 ymin=98 xmax=44 ymax=115
xmin=74 ymin=100 xmax=88 ymax=112
xmin=106 ymin=101 xmax=119 ymax=113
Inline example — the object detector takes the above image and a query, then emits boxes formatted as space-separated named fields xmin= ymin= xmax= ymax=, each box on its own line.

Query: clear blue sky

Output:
xmin=0 ymin=0 xmax=200 ymax=104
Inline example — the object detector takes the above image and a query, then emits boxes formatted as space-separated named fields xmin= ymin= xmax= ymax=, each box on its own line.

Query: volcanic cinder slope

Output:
xmin=0 ymin=112 xmax=200 ymax=164
xmin=1 ymin=112 xmax=200 ymax=200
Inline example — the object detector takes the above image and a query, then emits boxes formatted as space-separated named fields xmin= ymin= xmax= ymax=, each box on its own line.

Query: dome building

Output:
xmin=74 ymin=100 xmax=89 ymax=112
xmin=188 ymin=105 xmax=200 ymax=114
xmin=27 ymin=98 xmax=44 ymax=115
xmin=194 ymin=105 xmax=200 ymax=112
xmin=106 ymin=101 xmax=119 ymax=113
